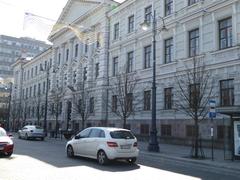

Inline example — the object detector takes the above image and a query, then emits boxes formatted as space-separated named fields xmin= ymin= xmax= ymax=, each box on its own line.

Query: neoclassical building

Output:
xmin=11 ymin=0 xmax=240 ymax=152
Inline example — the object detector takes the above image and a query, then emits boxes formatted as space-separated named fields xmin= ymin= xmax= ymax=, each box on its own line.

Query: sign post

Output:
xmin=209 ymin=100 xmax=216 ymax=161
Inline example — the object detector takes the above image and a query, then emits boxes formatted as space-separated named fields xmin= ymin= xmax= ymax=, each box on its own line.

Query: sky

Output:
xmin=0 ymin=0 xmax=125 ymax=42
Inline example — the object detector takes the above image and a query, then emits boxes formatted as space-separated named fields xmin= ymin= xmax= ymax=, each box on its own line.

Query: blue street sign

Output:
xmin=209 ymin=100 xmax=216 ymax=118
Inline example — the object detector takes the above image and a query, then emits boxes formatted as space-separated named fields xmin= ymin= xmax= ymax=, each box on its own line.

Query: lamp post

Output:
xmin=40 ymin=64 xmax=50 ymax=136
xmin=141 ymin=10 xmax=167 ymax=152
xmin=6 ymin=82 xmax=12 ymax=131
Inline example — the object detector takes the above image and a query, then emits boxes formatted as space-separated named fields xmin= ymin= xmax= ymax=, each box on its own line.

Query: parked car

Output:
xmin=18 ymin=125 xmax=45 ymax=141
xmin=0 ymin=127 xmax=14 ymax=157
xmin=66 ymin=127 xmax=139 ymax=165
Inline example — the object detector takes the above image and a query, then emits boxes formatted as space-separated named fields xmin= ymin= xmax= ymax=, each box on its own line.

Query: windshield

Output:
xmin=0 ymin=128 xmax=7 ymax=137
xmin=110 ymin=130 xmax=135 ymax=139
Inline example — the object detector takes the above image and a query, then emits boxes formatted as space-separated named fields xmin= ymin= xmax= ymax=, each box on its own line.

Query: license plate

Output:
xmin=0 ymin=145 xmax=4 ymax=150
xmin=120 ymin=144 xmax=131 ymax=149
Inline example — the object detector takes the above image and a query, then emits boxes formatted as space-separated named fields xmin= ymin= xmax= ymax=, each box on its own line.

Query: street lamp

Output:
xmin=40 ymin=63 xmax=51 ymax=136
xmin=141 ymin=10 xmax=167 ymax=152
xmin=6 ymin=82 xmax=12 ymax=131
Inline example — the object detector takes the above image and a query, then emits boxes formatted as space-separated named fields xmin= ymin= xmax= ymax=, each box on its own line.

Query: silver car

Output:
xmin=18 ymin=125 xmax=45 ymax=141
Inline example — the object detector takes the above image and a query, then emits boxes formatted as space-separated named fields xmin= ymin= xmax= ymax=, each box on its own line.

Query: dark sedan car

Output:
xmin=0 ymin=127 xmax=14 ymax=157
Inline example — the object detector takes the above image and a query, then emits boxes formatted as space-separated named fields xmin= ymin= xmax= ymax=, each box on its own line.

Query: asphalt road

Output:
xmin=0 ymin=137 xmax=239 ymax=180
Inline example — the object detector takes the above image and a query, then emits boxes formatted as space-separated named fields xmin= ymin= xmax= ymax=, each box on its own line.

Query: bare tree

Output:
xmin=106 ymin=68 xmax=140 ymax=129
xmin=71 ymin=81 xmax=91 ymax=131
xmin=175 ymin=56 xmax=213 ymax=158
xmin=32 ymin=93 xmax=43 ymax=126
xmin=49 ymin=87 xmax=64 ymax=137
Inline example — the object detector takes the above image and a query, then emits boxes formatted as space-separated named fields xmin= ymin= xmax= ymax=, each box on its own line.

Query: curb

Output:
xmin=140 ymin=150 xmax=240 ymax=172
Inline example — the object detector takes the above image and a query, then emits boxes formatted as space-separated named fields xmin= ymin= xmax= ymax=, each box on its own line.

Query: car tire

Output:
xmin=5 ymin=151 xmax=13 ymax=157
xmin=67 ymin=145 xmax=74 ymax=158
xmin=41 ymin=137 xmax=44 ymax=141
xmin=97 ymin=150 xmax=109 ymax=165
xmin=18 ymin=134 xmax=21 ymax=139
xmin=127 ymin=157 xmax=136 ymax=164
xmin=25 ymin=134 xmax=28 ymax=140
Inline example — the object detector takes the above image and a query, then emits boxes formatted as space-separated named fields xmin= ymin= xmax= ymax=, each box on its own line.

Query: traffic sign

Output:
xmin=209 ymin=100 xmax=216 ymax=118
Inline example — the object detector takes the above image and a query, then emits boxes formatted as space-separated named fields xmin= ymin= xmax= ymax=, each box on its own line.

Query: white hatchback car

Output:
xmin=66 ymin=127 xmax=139 ymax=165
xmin=18 ymin=125 xmax=45 ymax=141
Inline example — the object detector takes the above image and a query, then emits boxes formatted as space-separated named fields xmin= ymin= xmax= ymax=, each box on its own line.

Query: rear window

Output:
xmin=0 ymin=128 xmax=7 ymax=137
xmin=35 ymin=126 xmax=42 ymax=129
xmin=110 ymin=130 xmax=135 ymax=139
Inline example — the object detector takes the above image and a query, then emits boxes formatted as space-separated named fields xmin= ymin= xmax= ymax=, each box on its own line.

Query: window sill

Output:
xmin=210 ymin=46 xmax=239 ymax=56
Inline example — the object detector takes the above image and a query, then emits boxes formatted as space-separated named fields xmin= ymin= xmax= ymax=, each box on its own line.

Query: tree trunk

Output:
xmin=194 ymin=118 xmax=199 ymax=158
xmin=123 ymin=116 xmax=127 ymax=129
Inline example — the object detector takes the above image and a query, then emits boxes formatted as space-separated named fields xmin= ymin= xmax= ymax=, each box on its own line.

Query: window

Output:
xmin=164 ymin=88 xmax=173 ymax=109
xmin=110 ymin=130 xmax=135 ymax=139
xmin=35 ymin=66 xmax=38 ymax=76
xmin=112 ymin=95 xmax=117 ymax=112
xmin=144 ymin=45 xmax=152 ymax=69
xmin=126 ymin=93 xmax=133 ymax=112
xmin=145 ymin=5 xmax=152 ymax=24
xmin=113 ymin=57 xmax=118 ymax=76
xmin=43 ymin=81 xmax=46 ymax=94
xmin=89 ymin=129 xmax=105 ymax=138
xmin=38 ymin=83 xmax=41 ymax=95
xmin=85 ymin=41 xmax=88 ymax=53
xmin=140 ymin=124 xmax=149 ymax=135
xmin=128 ymin=15 xmax=134 ymax=33
xmin=95 ymin=63 xmax=99 ymax=78
xmin=144 ymin=90 xmax=151 ymax=110
xmin=127 ymin=51 xmax=133 ymax=73
xmin=31 ymin=68 xmax=33 ymax=78
xmin=75 ymin=44 xmax=78 ymax=57
xmin=189 ymin=83 xmax=200 ymax=108
xmin=27 ymin=70 xmax=30 ymax=80
xmin=165 ymin=37 xmax=173 ymax=63
xmin=73 ymin=71 xmax=77 ymax=84
xmin=79 ymin=128 xmax=91 ymax=138
xmin=83 ymin=67 xmax=87 ymax=81
xmin=219 ymin=17 xmax=232 ymax=49
xmin=114 ymin=23 xmax=119 ymax=40
xmin=29 ymin=86 xmax=32 ymax=97
xmin=161 ymin=124 xmax=172 ymax=136
xmin=165 ymin=0 xmax=173 ymax=16
xmin=188 ymin=0 xmax=199 ymax=6
xmin=189 ymin=28 xmax=199 ymax=57
xmin=90 ymin=97 xmax=94 ymax=113
xmin=33 ymin=85 xmax=36 ymax=97
xmin=186 ymin=125 xmax=196 ymax=137
xmin=26 ymin=88 xmax=28 ymax=99
xmin=220 ymin=79 xmax=234 ymax=106
xmin=50 ymin=58 xmax=52 ymax=68
xmin=58 ymin=53 xmax=61 ymax=65
xmin=66 ymin=49 xmax=69 ymax=61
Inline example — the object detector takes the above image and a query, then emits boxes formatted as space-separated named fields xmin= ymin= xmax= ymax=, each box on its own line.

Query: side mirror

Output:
xmin=75 ymin=135 xmax=81 ymax=139
xmin=7 ymin=133 xmax=13 ymax=138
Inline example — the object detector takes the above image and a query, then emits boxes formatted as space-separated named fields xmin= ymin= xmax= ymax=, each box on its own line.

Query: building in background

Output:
xmin=0 ymin=35 xmax=50 ymax=79
xmin=11 ymin=0 xmax=240 ymax=156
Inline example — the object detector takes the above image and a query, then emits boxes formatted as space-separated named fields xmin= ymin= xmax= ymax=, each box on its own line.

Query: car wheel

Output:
xmin=97 ymin=150 xmax=109 ymax=165
xmin=18 ymin=133 xmax=21 ymax=139
xmin=67 ymin=145 xmax=74 ymax=158
xmin=127 ymin=158 xmax=136 ymax=164
xmin=25 ymin=134 xmax=28 ymax=140
xmin=41 ymin=137 xmax=44 ymax=141
xmin=5 ymin=151 xmax=13 ymax=157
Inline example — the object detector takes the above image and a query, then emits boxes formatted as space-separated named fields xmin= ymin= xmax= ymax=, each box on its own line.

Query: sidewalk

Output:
xmin=138 ymin=141 xmax=240 ymax=172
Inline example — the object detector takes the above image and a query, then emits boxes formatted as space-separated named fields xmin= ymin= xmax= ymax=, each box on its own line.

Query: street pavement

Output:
xmin=0 ymin=135 xmax=239 ymax=180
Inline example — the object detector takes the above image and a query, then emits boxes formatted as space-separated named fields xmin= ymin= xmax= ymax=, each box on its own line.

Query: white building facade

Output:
xmin=11 ymin=0 xmax=240 ymax=147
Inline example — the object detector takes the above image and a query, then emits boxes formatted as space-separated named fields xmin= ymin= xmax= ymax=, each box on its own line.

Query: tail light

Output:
xmin=107 ymin=141 xmax=118 ymax=147
xmin=133 ymin=142 xmax=137 ymax=147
